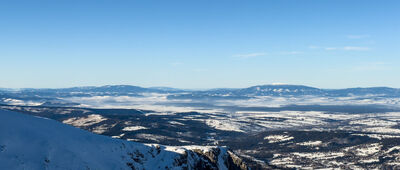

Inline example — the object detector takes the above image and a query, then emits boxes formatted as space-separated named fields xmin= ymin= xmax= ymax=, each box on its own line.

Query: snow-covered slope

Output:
xmin=0 ymin=109 xmax=247 ymax=170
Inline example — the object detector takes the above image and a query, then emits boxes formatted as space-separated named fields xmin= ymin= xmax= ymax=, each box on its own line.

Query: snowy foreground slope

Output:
xmin=0 ymin=109 xmax=247 ymax=170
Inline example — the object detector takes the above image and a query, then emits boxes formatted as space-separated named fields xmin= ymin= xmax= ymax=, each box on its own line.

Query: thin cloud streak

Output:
xmin=280 ymin=51 xmax=303 ymax=55
xmin=309 ymin=46 xmax=370 ymax=51
xmin=342 ymin=46 xmax=370 ymax=51
xmin=233 ymin=53 xmax=267 ymax=58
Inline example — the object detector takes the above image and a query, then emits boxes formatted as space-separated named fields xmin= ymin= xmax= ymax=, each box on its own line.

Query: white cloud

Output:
xmin=324 ymin=47 xmax=338 ymax=51
xmin=342 ymin=46 xmax=370 ymax=51
xmin=310 ymin=45 xmax=370 ymax=51
xmin=318 ymin=46 xmax=370 ymax=51
xmin=233 ymin=52 xmax=267 ymax=58
xmin=280 ymin=51 xmax=303 ymax=55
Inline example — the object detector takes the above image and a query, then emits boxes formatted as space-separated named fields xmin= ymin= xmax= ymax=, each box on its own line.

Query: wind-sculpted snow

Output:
xmin=0 ymin=109 xmax=247 ymax=170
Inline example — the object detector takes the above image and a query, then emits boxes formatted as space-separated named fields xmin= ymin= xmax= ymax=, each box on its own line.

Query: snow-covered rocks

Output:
xmin=62 ymin=114 xmax=107 ymax=127
xmin=264 ymin=135 xmax=294 ymax=143
xmin=122 ymin=126 xmax=148 ymax=131
xmin=205 ymin=119 xmax=244 ymax=133
xmin=297 ymin=140 xmax=323 ymax=146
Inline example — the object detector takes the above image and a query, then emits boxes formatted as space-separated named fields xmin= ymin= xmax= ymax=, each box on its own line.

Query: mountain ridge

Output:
xmin=2 ymin=84 xmax=400 ymax=102
xmin=2 ymin=84 xmax=400 ymax=91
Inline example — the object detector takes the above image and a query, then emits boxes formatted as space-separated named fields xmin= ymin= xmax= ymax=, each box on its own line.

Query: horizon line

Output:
xmin=1 ymin=84 xmax=399 ymax=91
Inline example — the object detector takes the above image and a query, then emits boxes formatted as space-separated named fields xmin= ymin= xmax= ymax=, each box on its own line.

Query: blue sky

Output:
xmin=0 ymin=0 xmax=399 ymax=89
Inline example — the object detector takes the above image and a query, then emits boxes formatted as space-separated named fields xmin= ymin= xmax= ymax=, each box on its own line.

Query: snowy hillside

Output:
xmin=0 ymin=109 xmax=247 ymax=170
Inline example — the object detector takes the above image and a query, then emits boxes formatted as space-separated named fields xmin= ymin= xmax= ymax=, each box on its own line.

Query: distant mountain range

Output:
xmin=1 ymin=85 xmax=400 ymax=99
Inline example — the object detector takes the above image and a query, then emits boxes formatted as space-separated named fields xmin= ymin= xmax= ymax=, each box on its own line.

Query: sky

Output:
xmin=0 ymin=0 xmax=399 ymax=89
